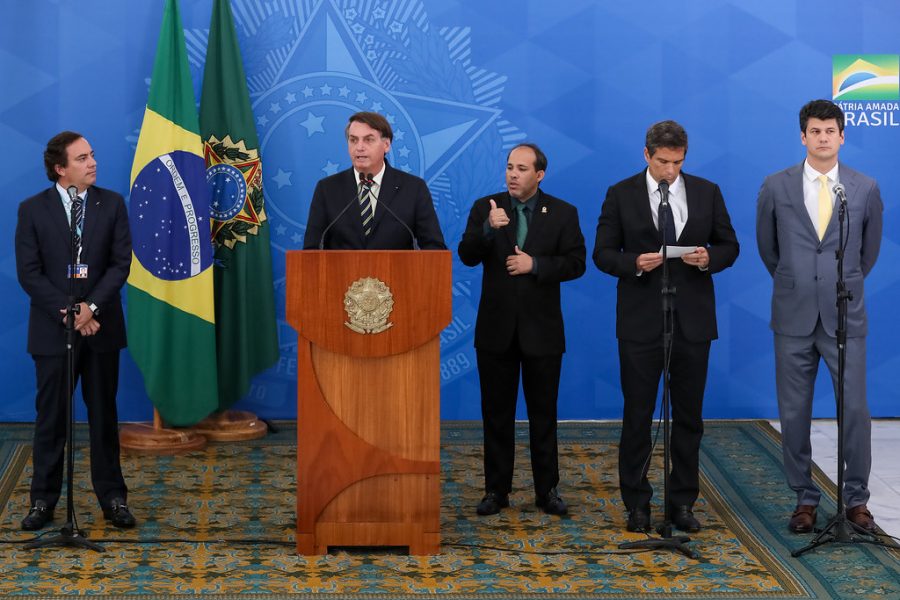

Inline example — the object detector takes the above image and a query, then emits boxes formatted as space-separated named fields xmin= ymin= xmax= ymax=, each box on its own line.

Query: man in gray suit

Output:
xmin=756 ymin=99 xmax=883 ymax=534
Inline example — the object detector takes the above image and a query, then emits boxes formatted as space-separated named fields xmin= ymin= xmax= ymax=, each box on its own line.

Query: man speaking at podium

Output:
xmin=303 ymin=111 xmax=446 ymax=250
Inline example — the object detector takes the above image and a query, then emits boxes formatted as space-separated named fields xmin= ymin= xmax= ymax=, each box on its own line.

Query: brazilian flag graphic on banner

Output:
xmin=127 ymin=0 xmax=219 ymax=426
xmin=201 ymin=0 xmax=279 ymax=410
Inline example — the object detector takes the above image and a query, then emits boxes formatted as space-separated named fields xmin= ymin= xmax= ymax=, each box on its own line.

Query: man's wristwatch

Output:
xmin=87 ymin=301 xmax=99 ymax=316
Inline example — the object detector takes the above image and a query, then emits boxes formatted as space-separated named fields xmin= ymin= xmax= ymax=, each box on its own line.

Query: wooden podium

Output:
xmin=285 ymin=250 xmax=451 ymax=555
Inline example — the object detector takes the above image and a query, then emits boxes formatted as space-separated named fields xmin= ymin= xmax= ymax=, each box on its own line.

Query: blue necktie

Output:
xmin=659 ymin=196 xmax=676 ymax=245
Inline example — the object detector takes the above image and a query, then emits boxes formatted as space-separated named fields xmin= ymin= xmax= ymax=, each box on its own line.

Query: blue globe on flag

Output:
xmin=130 ymin=150 xmax=214 ymax=282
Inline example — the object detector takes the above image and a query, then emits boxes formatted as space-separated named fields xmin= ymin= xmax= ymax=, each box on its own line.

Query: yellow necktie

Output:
xmin=817 ymin=175 xmax=832 ymax=240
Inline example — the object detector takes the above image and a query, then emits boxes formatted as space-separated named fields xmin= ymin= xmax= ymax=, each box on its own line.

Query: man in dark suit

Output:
xmin=303 ymin=111 xmax=445 ymax=250
xmin=594 ymin=121 xmax=738 ymax=533
xmin=757 ymin=100 xmax=882 ymax=533
xmin=15 ymin=131 xmax=135 ymax=530
xmin=458 ymin=143 xmax=586 ymax=517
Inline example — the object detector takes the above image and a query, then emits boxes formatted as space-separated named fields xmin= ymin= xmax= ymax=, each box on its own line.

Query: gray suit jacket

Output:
xmin=756 ymin=161 xmax=883 ymax=338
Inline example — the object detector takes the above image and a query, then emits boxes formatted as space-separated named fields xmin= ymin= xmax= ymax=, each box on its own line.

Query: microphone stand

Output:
xmin=26 ymin=191 xmax=104 ymax=552
xmin=793 ymin=186 xmax=892 ymax=556
xmin=619 ymin=182 xmax=696 ymax=559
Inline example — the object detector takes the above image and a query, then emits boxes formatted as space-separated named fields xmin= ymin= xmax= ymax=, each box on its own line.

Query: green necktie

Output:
xmin=516 ymin=203 xmax=529 ymax=248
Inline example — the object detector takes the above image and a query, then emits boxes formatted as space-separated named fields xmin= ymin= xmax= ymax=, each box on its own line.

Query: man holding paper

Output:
xmin=593 ymin=120 xmax=739 ymax=533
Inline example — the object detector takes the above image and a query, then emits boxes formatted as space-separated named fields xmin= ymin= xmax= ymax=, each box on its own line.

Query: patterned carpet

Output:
xmin=0 ymin=420 xmax=898 ymax=599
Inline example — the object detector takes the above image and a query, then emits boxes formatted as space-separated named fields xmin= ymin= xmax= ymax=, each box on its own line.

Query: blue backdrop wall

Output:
xmin=1 ymin=0 xmax=898 ymax=423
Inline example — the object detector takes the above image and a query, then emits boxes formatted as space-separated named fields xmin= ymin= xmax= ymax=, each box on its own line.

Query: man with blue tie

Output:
xmin=594 ymin=121 xmax=739 ymax=533
xmin=15 ymin=131 xmax=135 ymax=530
xmin=756 ymin=100 xmax=883 ymax=534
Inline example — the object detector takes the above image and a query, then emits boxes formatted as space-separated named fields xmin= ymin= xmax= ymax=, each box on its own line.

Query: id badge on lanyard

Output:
xmin=68 ymin=246 xmax=87 ymax=279
xmin=68 ymin=264 xmax=88 ymax=279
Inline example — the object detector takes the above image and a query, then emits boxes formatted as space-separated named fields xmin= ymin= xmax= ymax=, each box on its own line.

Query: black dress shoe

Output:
xmin=476 ymin=492 xmax=509 ymax=516
xmin=670 ymin=505 xmax=701 ymax=532
xmin=21 ymin=500 xmax=54 ymax=531
xmin=103 ymin=497 xmax=136 ymax=528
xmin=626 ymin=506 xmax=651 ymax=532
xmin=535 ymin=487 xmax=568 ymax=516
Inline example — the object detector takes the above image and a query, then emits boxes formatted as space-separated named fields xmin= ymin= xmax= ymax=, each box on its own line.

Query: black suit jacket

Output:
xmin=593 ymin=170 xmax=739 ymax=343
xmin=458 ymin=189 xmax=586 ymax=356
xmin=303 ymin=164 xmax=446 ymax=250
xmin=15 ymin=185 xmax=132 ymax=356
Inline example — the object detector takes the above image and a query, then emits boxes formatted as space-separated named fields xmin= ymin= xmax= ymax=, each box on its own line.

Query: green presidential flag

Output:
xmin=127 ymin=0 xmax=219 ymax=426
xmin=200 ymin=0 xmax=279 ymax=409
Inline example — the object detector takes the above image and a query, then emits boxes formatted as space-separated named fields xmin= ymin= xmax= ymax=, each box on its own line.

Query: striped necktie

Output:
xmin=71 ymin=195 xmax=84 ymax=251
xmin=359 ymin=174 xmax=374 ymax=237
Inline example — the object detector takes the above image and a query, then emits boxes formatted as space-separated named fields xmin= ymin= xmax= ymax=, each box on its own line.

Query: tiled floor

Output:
xmin=771 ymin=419 xmax=900 ymax=541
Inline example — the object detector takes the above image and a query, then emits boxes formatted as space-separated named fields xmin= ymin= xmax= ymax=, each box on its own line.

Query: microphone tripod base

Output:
xmin=619 ymin=523 xmax=698 ymax=559
xmin=25 ymin=522 xmax=105 ymax=552
xmin=792 ymin=513 xmax=897 ymax=557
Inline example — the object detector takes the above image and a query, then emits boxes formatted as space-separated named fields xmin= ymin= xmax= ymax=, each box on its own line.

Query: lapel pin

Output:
xmin=541 ymin=206 xmax=548 ymax=214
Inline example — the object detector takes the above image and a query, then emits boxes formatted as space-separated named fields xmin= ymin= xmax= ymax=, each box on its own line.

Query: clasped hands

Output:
xmin=59 ymin=302 xmax=100 ymax=336
xmin=489 ymin=199 xmax=533 ymax=276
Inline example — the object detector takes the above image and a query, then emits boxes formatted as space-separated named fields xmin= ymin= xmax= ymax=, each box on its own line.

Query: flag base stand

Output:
xmin=120 ymin=410 xmax=208 ymax=454
xmin=187 ymin=410 xmax=268 ymax=442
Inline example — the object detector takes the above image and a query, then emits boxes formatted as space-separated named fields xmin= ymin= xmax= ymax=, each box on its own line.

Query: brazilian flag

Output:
xmin=201 ymin=0 xmax=279 ymax=410
xmin=127 ymin=0 xmax=219 ymax=426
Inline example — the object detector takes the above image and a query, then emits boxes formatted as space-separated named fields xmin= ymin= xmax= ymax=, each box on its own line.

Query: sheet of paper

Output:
xmin=658 ymin=245 xmax=698 ymax=258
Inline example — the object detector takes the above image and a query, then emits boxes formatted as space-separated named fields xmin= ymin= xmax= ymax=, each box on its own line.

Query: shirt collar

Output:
xmin=55 ymin=182 xmax=88 ymax=204
xmin=354 ymin=162 xmax=387 ymax=188
xmin=803 ymin=159 xmax=839 ymax=183
xmin=511 ymin=190 xmax=539 ymax=211
xmin=645 ymin=170 xmax=683 ymax=196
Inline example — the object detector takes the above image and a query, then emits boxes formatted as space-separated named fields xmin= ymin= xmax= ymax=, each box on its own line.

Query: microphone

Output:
xmin=67 ymin=185 xmax=80 ymax=238
xmin=317 ymin=172 xmax=370 ymax=250
xmin=833 ymin=183 xmax=847 ymax=206
xmin=378 ymin=183 xmax=419 ymax=250
xmin=657 ymin=180 xmax=670 ymax=207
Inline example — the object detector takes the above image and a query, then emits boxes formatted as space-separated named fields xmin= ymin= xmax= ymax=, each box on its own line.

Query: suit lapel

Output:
xmin=342 ymin=169 xmax=367 ymax=246
xmin=680 ymin=173 xmax=699 ymax=243
xmin=828 ymin=162 xmax=858 ymax=241
xmin=523 ymin=190 xmax=549 ymax=252
xmin=370 ymin=165 xmax=395 ymax=238
xmin=786 ymin=162 xmax=819 ymax=241
xmin=500 ymin=193 xmax=517 ymax=249
xmin=633 ymin=170 xmax=660 ymax=248
xmin=42 ymin=187 xmax=72 ymax=242
xmin=80 ymin=187 xmax=100 ymax=256
xmin=636 ymin=170 xmax=655 ymax=232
